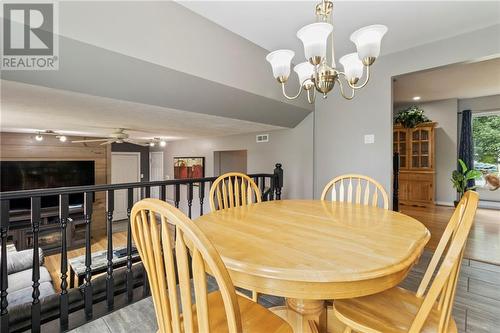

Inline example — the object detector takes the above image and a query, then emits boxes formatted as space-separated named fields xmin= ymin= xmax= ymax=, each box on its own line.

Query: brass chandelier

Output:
xmin=266 ymin=0 xmax=387 ymax=104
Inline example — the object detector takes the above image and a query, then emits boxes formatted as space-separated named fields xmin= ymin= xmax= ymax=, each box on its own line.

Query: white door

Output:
xmin=150 ymin=152 xmax=164 ymax=199
xmin=112 ymin=153 xmax=141 ymax=221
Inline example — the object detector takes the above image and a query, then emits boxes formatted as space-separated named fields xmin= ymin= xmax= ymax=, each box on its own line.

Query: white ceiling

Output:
xmin=0 ymin=81 xmax=282 ymax=140
xmin=179 ymin=1 xmax=500 ymax=64
xmin=394 ymin=57 xmax=500 ymax=104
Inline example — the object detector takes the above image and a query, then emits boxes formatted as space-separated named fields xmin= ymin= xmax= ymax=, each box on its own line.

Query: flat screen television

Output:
xmin=0 ymin=161 xmax=95 ymax=210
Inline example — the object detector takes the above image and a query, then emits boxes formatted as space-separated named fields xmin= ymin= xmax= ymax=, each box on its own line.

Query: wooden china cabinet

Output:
xmin=393 ymin=122 xmax=436 ymax=207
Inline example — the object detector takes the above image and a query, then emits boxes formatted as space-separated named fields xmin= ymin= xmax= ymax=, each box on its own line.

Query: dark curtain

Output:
xmin=458 ymin=110 xmax=475 ymax=188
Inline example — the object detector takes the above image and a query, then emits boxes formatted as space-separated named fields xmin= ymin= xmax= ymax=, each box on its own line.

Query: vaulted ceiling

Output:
xmin=2 ymin=1 xmax=499 ymax=140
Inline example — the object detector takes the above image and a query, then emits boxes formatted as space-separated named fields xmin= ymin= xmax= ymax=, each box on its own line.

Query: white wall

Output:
xmin=314 ymin=24 xmax=500 ymax=203
xmin=162 ymin=113 xmax=314 ymax=217
xmin=396 ymin=99 xmax=458 ymax=205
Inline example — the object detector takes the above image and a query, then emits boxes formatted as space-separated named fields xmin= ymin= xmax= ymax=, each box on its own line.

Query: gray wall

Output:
xmin=459 ymin=94 xmax=500 ymax=112
xmin=314 ymin=24 xmax=500 ymax=203
xmin=162 ymin=113 xmax=313 ymax=217
xmin=396 ymin=99 xmax=458 ymax=205
xmin=111 ymin=143 xmax=150 ymax=181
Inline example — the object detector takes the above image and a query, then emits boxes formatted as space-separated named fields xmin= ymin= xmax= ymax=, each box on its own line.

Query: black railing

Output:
xmin=0 ymin=164 xmax=283 ymax=332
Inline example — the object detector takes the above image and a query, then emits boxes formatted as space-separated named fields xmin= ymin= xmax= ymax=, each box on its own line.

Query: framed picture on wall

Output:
xmin=174 ymin=157 xmax=205 ymax=179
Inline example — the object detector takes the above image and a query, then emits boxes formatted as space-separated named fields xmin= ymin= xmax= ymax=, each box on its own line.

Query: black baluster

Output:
xmin=187 ymin=183 xmax=193 ymax=218
xmin=199 ymin=182 xmax=205 ymax=216
xmin=174 ymin=184 xmax=180 ymax=208
xmin=145 ymin=186 xmax=151 ymax=198
xmin=269 ymin=177 xmax=275 ymax=201
xmin=106 ymin=190 xmax=114 ymax=309
xmin=273 ymin=163 xmax=283 ymax=200
xmin=259 ymin=177 xmax=265 ymax=201
xmin=31 ymin=197 xmax=41 ymax=332
xmin=252 ymin=177 xmax=258 ymax=188
xmin=126 ymin=188 xmax=134 ymax=302
xmin=59 ymin=194 xmax=69 ymax=330
xmin=160 ymin=185 xmax=166 ymax=201
xmin=83 ymin=192 xmax=93 ymax=319
xmin=143 ymin=273 xmax=150 ymax=297
xmin=1 ymin=200 xmax=10 ymax=333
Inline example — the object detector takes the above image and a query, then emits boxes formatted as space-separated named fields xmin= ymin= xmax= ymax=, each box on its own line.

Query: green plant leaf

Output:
xmin=458 ymin=159 xmax=468 ymax=173
xmin=465 ymin=170 xmax=482 ymax=180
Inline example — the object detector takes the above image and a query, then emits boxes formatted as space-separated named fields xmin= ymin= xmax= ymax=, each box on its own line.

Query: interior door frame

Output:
xmin=111 ymin=152 xmax=141 ymax=183
xmin=149 ymin=151 xmax=164 ymax=199
xmin=149 ymin=151 xmax=164 ymax=181
xmin=111 ymin=152 xmax=141 ymax=221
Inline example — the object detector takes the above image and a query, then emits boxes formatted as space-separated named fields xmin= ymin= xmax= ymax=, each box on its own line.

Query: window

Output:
xmin=472 ymin=112 xmax=500 ymax=194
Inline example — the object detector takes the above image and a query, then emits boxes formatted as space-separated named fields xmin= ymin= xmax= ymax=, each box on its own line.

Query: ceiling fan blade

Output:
xmin=100 ymin=140 xmax=116 ymax=145
xmin=72 ymin=138 xmax=110 ymax=143
xmin=126 ymin=139 xmax=149 ymax=146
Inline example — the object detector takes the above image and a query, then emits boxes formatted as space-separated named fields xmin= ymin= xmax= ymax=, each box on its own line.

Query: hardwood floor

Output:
xmin=45 ymin=229 xmax=129 ymax=292
xmin=400 ymin=204 xmax=500 ymax=265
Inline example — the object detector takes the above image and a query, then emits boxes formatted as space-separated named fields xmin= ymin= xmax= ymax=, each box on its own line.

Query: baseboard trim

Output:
xmin=435 ymin=201 xmax=454 ymax=207
xmin=478 ymin=201 xmax=500 ymax=209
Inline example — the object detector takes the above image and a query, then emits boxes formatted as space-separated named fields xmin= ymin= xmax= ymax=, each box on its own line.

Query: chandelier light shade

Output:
xmin=265 ymin=49 xmax=295 ymax=82
xmin=294 ymin=62 xmax=315 ymax=87
xmin=265 ymin=0 xmax=387 ymax=104
xmin=297 ymin=22 xmax=333 ymax=65
xmin=350 ymin=24 xmax=388 ymax=65
xmin=339 ymin=53 xmax=364 ymax=84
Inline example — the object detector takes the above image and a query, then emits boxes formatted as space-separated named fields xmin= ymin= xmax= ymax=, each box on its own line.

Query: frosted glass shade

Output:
xmin=339 ymin=53 xmax=364 ymax=82
xmin=350 ymin=25 xmax=387 ymax=61
xmin=266 ymin=49 xmax=295 ymax=81
xmin=294 ymin=61 xmax=315 ymax=86
xmin=297 ymin=22 xmax=333 ymax=63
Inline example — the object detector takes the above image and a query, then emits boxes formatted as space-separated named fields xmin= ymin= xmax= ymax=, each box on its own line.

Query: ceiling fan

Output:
xmin=71 ymin=129 xmax=149 ymax=146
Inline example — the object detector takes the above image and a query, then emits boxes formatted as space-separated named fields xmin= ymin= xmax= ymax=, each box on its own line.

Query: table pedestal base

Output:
xmin=271 ymin=302 xmax=346 ymax=333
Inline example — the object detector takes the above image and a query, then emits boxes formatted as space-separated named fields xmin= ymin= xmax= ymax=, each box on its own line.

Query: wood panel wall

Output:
xmin=0 ymin=132 xmax=111 ymax=236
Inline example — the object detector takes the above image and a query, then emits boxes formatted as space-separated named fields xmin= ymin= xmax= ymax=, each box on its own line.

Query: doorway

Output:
xmin=150 ymin=151 xmax=164 ymax=198
xmin=111 ymin=152 xmax=141 ymax=221
xmin=214 ymin=150 xmax=247 ymax=175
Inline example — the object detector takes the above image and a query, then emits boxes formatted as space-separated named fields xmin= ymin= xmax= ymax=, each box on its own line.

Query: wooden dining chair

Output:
xmin=332 ymin=191 xmax=479 ymax=333
xmin=209 ymin=172 xmax=262 ymax=212
xmin=209 ymin=172 xmax=262 ymax=302
xmin=321 ymin=174 xmax=389 ymax=209
xmin=131 ymin=198 xmax=292 ymax=333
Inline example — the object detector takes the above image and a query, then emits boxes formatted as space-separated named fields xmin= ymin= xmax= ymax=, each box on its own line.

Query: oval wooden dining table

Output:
xmin=194 ymin=200 xmax=430 ymax=333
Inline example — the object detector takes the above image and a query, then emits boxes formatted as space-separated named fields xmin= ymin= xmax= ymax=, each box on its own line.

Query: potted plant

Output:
xmin=451 ymin=159 xmax=482 ymax=206
xmin=394 ymin=105 xmax=430 ymax=128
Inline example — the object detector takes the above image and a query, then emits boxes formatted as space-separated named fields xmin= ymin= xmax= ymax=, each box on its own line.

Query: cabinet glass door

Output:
xmin=419 ymin=129 xmax=430 ymax=168
xmin=394 ymin=130 xmax=407 ymax=168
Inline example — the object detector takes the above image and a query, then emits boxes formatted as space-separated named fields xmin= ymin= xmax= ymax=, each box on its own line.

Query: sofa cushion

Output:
xmin=0 ymin=248 xmax=44 ymax=275
xmin=7 ymin=281 xmax=56 ymax=308
xmin=8 ymin=266 xmax=52 ymax=293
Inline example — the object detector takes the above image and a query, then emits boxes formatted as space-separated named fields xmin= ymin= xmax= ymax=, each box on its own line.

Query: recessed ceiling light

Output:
xmin=413 ymin=96 xmax=421 ymax=101
xmin=35 ymin=134 xmax=43 ymax=141
xmin=159 ymin=140 xmax=167 ymax=147
xmin=149 ymin=142 xmax=155 ymax=147
xmin=58 ymin=135 xmax=67 ymax=142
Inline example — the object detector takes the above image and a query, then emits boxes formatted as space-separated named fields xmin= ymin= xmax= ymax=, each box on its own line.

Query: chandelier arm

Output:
xmin=307 ymin=88 xmax=316 ymax=104
xmin=338 ymin=65 xmax=371 ymax=90
xmin=337 ymin=77 xmax=355 ymax=100
xmin=281 ymin=81 xmax=305 ymax=100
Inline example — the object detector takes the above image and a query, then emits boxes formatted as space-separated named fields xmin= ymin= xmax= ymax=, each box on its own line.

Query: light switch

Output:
xmin=364 ymin=134 xmax=375 ymax=144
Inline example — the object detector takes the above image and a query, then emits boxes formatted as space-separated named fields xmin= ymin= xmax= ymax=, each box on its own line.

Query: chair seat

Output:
xmin=333 ymin=287 xmax=457 ymax=333
xmin=189 ymin=291 xmax=292 ymax=333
